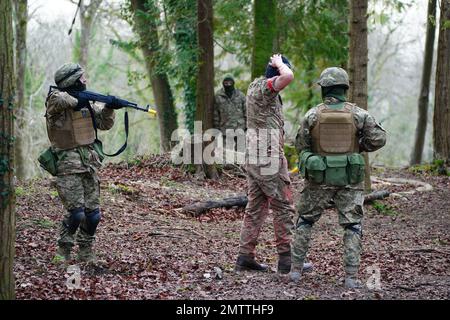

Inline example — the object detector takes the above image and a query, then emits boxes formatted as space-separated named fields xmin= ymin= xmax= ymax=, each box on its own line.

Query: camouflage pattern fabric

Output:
xmin=295 ymin=97 xmax=387 ymax=155
xmin=46 ymin=90 xmax=114 ymax=250
xmin=292 ymin=184 xmax=363 ymax=275
xmin=293 ymin=94 xmax=386 ymax=277
xmin=54 ymin=63 xmax=84 ymax=88
xmin=238 ymin=76 xmax=294 ymax=257
xmin=317 ymin=67 xmax=349 ymax=88
xmin=213 ymin=88 xmax=246 ymax=134
xmin=239 ymin=173 xmax=294 ymax=257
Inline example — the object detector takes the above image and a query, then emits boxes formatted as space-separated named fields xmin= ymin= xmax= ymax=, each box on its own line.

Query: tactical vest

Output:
xmin=311 ymin=103 xmax=359 ymax=156
xmin=46 ymin=105 xmax=96 ymax=150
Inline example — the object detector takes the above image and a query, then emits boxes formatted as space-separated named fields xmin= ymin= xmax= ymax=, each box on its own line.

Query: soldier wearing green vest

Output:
xmin=45 ymin=63 xmax=122 ymax=263
xmin=290 ymin=67 xmax=386 ymax=288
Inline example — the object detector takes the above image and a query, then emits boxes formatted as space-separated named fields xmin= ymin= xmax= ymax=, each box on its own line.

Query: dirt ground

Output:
xmin=14 ymin=157 xmax=450 ymax=300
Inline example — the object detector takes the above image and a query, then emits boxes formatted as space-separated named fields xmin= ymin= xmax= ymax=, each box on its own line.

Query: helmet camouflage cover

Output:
xmin=317 ymin=67 xmax=349 ymax=88
xmin=54 ymin=63 xmax=84 ymax=88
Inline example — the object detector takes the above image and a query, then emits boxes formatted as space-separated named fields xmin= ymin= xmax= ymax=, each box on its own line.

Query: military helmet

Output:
xmin=317 ymin=67 xmax=349 ymax=88
xmin=54 ymin=63 xmax=84 ymax=88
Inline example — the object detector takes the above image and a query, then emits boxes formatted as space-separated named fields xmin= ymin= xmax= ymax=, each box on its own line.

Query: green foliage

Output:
xmin=33 ymin=217 xmax=55 ymax=229
xmin=372 ymin=200 xmax=398 ymax=216
xmin=15 ymin=186 xmax=26 ymax=197
xmin=214 ymin=0 xmax=253 ymax=66
xmin=163 ymin=0 xmax=198 ymax=133
xmin=278 ymin=0 xmax=349 ymax=128
xmin=251 ymin=0 xmax=277 ymax=78
xmin=409 ymin=160 xmax=450 ymax=176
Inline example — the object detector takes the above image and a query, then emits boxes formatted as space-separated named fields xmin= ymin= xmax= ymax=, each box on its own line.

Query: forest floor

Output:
xmin=14 ymin=155 xmax=450 ymax=300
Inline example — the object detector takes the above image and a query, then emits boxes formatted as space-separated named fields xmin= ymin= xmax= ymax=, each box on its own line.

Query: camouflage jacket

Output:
xmin=213 ymin=88 xmax=246 ymax=134
xmin=245 ymin=76 xmax=290 ymax=182
xmin=46 ymin=89 xmax=115 ymax=175
xmin=295 ymin=97 xmax=387 ymax=154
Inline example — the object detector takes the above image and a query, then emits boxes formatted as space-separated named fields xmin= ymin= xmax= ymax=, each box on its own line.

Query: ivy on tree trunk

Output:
xmin=0 ymin=0 xmax=16 ymax=300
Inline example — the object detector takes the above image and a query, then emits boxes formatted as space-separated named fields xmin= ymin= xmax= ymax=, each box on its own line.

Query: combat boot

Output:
xmin=78 ymin=245 xmax=96 ymax=263
xmin=289 ymin=265 xmax=303 ymax=283
xmin=235 ymin=255 xmax=268 ymax=272
xmin=54 ymin=245 xmax=71 ymax=262
xmin=277 ymin=253 xmax=291 ymax=274
xmin=344 ymin=265 xmax=362 ymax=289
xmin=344 ymin=275 xmax=363 ymax=289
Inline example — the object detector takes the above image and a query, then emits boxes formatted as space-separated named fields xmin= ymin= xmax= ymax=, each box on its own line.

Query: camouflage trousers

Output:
xmin=292 ymin=185 xmax=364 ymax=275
xmin=238 ymin=175 xmax=295 ymax=257
xmin=56 ymin=171 xmax=100 ymax=248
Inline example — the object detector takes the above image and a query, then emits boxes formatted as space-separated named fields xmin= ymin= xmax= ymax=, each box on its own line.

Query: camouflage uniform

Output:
xmin=213 ymin=87 xmax=246 ymax=134
xmin=46 ymin=64 xmax=115 ymax=261
xmin=238 ymin=76 xmax=294 ymax=260
xmin=292 ymin=91 xmax=386 ymax=283
xmin=214 ymin=87 xmax=246 ymax=158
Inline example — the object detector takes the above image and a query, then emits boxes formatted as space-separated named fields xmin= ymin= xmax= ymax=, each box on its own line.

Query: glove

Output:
xmin=74 ymin=96 xmax=90 ymax=111
xmin=105 ymin=96 xmax=123 ymax=109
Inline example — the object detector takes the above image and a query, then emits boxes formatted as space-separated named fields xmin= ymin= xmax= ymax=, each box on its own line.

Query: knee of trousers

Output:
xmin=65 ymin=207 xmax=85 ymax=234
xmin=84 ymin=208 xmax=101 ymax=236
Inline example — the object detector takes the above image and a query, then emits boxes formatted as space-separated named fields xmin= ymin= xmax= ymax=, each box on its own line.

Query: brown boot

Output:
xmin=235 ymin=255 xmax=268 ymax=272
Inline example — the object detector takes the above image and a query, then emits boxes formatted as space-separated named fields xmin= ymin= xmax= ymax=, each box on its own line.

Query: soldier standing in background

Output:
xmin=45 ymin=63 xmax=122 ymax=262
xmin=291 ymin=67 xmax=386 ymax=288
xmin=214 ymin=75 xmax=246 ymax=155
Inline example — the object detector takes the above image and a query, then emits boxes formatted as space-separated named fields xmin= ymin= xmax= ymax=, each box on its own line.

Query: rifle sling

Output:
xmin=86 ymin=103 xmax=129 ymax=157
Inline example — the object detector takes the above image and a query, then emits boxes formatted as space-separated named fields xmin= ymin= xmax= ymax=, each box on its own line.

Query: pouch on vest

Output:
xmin=299 ymin=151 xmax=313 ymax=177
xmin=38 ymin=147 xmax=58 ymax=176
xmin=347 ymin=153 xmax=365 ymax=184
xmin=305 ymin=155 xmax=326 ymax=184
xmin=325 ymin=155 xmax=348 ymax=186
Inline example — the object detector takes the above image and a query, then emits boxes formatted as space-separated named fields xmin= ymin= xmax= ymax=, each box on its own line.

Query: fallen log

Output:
xmin=182 ymin=190 xmax=391 ymax=216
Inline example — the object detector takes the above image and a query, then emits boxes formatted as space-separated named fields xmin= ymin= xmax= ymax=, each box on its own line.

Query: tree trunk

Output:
xmin=130 ymin=0 xmax=178 ymax=152
xmin=411 ymin=0 xmax=437 ymax=165
xmin=251 ymin=0 xmax=276 ymax=79
xmin=196 ymin=0 xmax=218 ymax=179
xmin=0 ymin=0 xmax=16 ymax=300
xmin=78 ymin=0 xmax=102 ymax=71
xmin=348 ymin=0 xmax=371 ymax=191
xmin=165 ymin=0 xmax=198 ymax=134
xmin=182 ymin=190 xmax=391 ymax=216
xmin=13 ymin=0 xmax=27 ymax=180
xmin=433 ymin=0 xmax=450 ymax=164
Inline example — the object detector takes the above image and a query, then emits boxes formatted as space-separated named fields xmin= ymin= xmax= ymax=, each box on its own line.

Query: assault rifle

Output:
xmin=65 ymin=88 xmax=157 ymax=116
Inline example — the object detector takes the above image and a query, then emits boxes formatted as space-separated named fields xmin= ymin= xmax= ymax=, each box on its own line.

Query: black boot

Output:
xmin=277 ymin=253 xmax=291 ymax=274
xmin=235 ymin=255 xmax=268 ymax=272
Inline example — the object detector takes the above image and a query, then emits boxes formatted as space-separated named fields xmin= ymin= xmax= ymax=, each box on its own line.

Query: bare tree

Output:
xmin=433 ymin=0 xmax=450 ymax=165
xmin=70 ymin=0 xmax=103 ymax=71
xmin=196 ymin=0 xmax=218 ymax=179
xmin=348 ymin=0 xmax=371 ymax=191
xmin=130 ymin=0 xmax=178 ymax=152
xmin=411 ymin=0 xmax=437 ymax=165
xmin=14 ymin=0 xmax=28 ymax=180
xmin=0 ymin=0 xmax=16 ymax=300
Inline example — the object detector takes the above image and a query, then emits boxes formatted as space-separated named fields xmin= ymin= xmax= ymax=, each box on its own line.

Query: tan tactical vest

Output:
xmin=47 ymin=107 xmax=96 ymax=150
xmin=311 ymin=103 xmax=359 ymax=156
